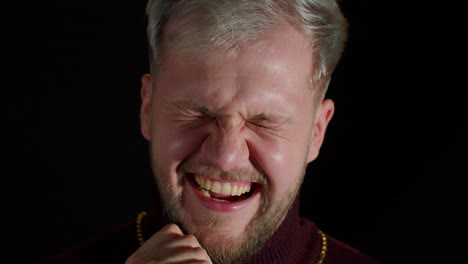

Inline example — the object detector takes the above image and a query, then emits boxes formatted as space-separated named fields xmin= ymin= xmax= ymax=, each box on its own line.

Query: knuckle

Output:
xmin=193 ymin=261 xmax=209 ymax=264
xmin=163 ymin=223 xmax=180 ymax=232
xmin=183 ymin=234 xmax=199 ymax=244
xmin=193 ymin=247 xmax=203 ymax=253
xmin=193 ymin=246 xmax=208 ymax=256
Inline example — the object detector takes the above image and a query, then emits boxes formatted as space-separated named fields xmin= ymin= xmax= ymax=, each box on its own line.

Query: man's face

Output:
xmin=140 ymin=24 xmax=334 ymax=262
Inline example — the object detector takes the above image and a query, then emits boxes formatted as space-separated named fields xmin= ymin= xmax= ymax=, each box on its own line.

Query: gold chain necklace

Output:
xmin=316 ymin=228 xmax=327 ymax=264
xmin=136 ymin=211 xmax=327 ymax=264
xmin=136 ymin=211 xmax=147 ymax=246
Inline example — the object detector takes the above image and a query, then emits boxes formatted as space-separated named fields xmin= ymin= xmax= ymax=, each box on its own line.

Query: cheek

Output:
xmin=151 ymin=115 xmax=208 ymax=168
xmin=249 ymin=136 xmax=308 ymax=196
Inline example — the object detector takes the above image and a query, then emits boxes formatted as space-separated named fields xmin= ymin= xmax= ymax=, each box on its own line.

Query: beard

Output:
xmin=151 ymin=155 xmax=306 ymax=264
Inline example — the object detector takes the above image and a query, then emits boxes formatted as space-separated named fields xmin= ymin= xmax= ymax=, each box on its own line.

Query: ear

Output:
xmin=140 ymin=74 xmax=153 ymax=141
xmin=306 ymin=99 xmax=335 ymax=163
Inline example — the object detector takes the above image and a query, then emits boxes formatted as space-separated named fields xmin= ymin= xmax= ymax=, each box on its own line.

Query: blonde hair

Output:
xmin=145 ymin=0 xmax=348 ymax=96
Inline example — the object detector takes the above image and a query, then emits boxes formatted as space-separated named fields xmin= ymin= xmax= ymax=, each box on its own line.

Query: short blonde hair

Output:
xmin=146 ymin=0 xmax=348 ymax=96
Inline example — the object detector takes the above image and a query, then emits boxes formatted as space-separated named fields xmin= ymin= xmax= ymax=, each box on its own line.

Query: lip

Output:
xmin=186 ymin=173 xmax=261 ymax=212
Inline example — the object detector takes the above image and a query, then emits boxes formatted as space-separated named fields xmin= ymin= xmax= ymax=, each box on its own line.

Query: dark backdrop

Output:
xmin=6 ymin=0 xmax=467 ymax=263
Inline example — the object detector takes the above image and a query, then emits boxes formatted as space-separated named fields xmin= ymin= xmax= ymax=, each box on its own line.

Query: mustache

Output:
xmin=178 ymin=160 xmax=268 ymax=186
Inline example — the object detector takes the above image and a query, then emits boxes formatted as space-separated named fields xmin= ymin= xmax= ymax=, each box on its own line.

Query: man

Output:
xmin=36 ymin=0 xmax=381 ymax=263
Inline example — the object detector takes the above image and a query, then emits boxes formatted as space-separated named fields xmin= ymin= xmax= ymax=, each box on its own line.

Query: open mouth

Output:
xmin=189 ymin=174 xmax=258 ymax=203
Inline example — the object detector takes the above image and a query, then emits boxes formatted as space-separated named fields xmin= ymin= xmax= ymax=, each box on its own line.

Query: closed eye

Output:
xmin=247 ymin=121 xmax=273 ymax=130
xmin=248 ymin=114 xmax=288 ymax=129
xmin=172 ymin=101 xmax=218 ymax=118
xmin=175 ymin=112 xmax=215 ymax=124
xmin=245 ymin=120 xmax=286 ymax=136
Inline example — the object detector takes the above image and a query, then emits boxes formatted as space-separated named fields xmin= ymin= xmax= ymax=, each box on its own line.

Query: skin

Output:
xmin=125 ymin=224 xmax=212 ymax=264
xmin=127 ymin=23 xmax=335 ymax=263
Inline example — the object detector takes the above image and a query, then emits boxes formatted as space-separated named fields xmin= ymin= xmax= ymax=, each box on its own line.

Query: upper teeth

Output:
xmin=195 ymin=175 xmax=252 ymax=196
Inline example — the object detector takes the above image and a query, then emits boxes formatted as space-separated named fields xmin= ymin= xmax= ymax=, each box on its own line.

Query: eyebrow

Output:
xmin=171 ymin=100 xmax=219 ymax=117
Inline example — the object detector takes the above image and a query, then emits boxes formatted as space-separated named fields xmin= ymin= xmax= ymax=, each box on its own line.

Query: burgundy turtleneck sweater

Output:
xmin=35 ymin=198 xmax=382 ymax=264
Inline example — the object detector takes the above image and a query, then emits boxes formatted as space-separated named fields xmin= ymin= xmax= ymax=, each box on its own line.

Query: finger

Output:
xmin=143 ymin=223 xmax=185 ymax=246
xmin=160 ymin=246 xmax=211 ymax=264
xmin=147 ymin=259 xmax=210 ymax=264
xmin=158 ymin=223 xmax=185 ymax=238
xmin=165 ymin=234 xmax=203 ymax=249
xmin=176 ymin=260 xmax=212 ymax=264
xmin=126 ymin=224 xmax=186 ymax=263
xmin=126 ymin=224 xmax=213 ymax=264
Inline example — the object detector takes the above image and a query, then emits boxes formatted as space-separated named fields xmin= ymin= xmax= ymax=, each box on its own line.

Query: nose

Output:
xmin=200 ymin=119 xmax=249 ymax=171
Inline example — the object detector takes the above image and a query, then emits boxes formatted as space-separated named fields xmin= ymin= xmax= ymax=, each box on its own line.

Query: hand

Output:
xmin=125 ymin=223 xmax=213 ymax=264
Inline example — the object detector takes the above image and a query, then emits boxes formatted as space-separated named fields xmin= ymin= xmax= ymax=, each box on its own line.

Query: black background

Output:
xmin=6 ymin=0 xmax=467 ymax=263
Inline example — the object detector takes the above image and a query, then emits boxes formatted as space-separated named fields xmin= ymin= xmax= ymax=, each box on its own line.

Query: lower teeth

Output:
xmin=196 ymin=183 xmax=254 ymax=202
xmin=201 ymin=189 xmax=211 ymax=197
xmin=200 ymin=188 xmax=232 ymax=202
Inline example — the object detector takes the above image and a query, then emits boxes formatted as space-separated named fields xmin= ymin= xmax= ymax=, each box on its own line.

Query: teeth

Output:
xmin=211 ymin=182 xmax=222 ymax=193
xmin=231 ymin=185 xmax=238 ymax=196
xmin=194 ymin=176 xmax=252 ymax=196
xmin=199 ymin=177 xmax=205 ymax=187
xmin=201 ymin=189 xmax=210 ymax=197
xmin=221 ymin=183 xmax=231 ymax=195
xmin=205 ymin=179 xmax=212 ymax=190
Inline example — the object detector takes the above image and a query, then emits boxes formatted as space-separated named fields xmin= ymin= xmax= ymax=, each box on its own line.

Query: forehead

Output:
xmin=159 ymin=22 xmax=314 ymax=84
xmin=154 ymin=24 xmax=316 ymax=116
